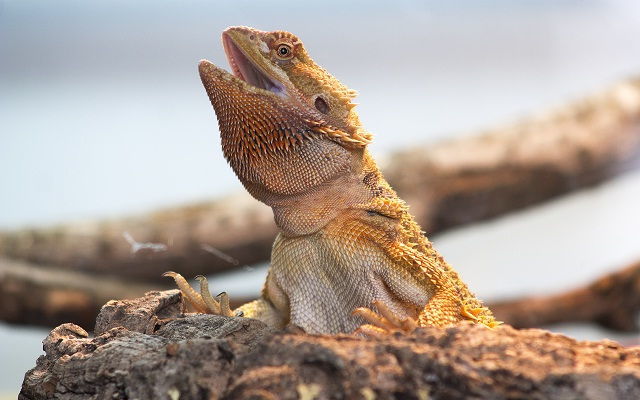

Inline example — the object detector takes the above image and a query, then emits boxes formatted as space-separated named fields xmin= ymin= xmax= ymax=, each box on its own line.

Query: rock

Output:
xmin=20 ymin=291 xmax=640 ymax=399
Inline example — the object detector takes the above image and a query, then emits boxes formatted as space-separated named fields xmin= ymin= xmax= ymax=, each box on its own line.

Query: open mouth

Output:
xmin=222 ymin=34 xmax=285 ymax=95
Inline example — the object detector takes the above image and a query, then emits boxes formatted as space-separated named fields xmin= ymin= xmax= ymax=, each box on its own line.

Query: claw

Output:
xmin=163 ymin=271 xmax=207 ymax=313
xmin=216 ymin=292 xmax=234 ymax=317
xmin=352 ymin=306 xmax=389 ymax=329
xmin=400 ymin=316 xmax=418 ymax=331
xmin=373 ymin=300 xmax=402 ymax=328
xmin=354 ymin=324 xmax=389 ymax=338
xmin=164 ymin=271 xmax=238 ymax=317
xmin=352 ymin=301 xmax=418 ymax=336
xmin=195 ymin=275 xmax=221 ymax=314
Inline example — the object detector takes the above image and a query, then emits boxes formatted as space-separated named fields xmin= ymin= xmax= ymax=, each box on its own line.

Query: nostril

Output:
xmin=249 ymin=35 xmax=255 ymax=40
xmin=314 ymin=96 xmax=330 ymax=114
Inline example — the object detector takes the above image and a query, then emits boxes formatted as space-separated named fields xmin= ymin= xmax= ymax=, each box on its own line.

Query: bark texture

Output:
xmin=3 ymin=77 xmax=640 ymax=283
xmin=20 ymin=291 xmax=640 ymax=400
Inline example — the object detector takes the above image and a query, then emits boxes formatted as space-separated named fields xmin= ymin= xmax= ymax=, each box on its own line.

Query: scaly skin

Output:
xmin=167 ymin=26 xmax=498 ymax=334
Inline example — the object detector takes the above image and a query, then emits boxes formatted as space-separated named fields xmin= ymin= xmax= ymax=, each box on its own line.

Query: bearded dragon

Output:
xmin=165 ymin=26 xmax=498 ymax=335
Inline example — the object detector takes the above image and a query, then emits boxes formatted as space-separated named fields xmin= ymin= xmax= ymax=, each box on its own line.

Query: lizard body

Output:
xmin=168 ymin=26 xmax=498 ymax=334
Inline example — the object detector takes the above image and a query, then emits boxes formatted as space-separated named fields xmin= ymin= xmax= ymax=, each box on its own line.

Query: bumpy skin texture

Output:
xmin=197 ymin=26 xmax=497 ymax=334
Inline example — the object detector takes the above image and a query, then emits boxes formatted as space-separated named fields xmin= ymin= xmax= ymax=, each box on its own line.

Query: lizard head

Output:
xmin=199 ymin=26 xmax=374 ymax=211
xmin=218 ymin=26 xmax=366 ymax=140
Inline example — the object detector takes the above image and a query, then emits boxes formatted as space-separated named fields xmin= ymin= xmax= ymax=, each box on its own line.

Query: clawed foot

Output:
xmin=352 ymin=300 xmax=417 ymax=337
xmin=163 ymin=271 xmax=235 ymax=316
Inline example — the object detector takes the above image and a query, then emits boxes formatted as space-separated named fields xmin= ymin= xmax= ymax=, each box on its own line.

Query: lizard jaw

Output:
xmin=222 ymin=32 xmax=286 ymax=97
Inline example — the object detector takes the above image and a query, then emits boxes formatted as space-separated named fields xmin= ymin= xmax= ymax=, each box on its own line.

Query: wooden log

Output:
xmin=0 ymin=194 xmax=275 ymax=282
xmin=385 ymin=77 xmax=640 ymax=233
xmin=2 ymin=77 xmax=640 ymax=282
xmin=20 ymin=291 xmax=640 ymax=400
xmin=0 ymin=257 xmax=162 ymax=329
xmin=490 ymin=261 xmax=640 ymax=332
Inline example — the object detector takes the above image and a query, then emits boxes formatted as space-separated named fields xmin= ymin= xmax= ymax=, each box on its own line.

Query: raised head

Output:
xmin=217 ymin=26 xmax=367 ymax=141
xmin=199 ymin=26 xmax=375 ymax=233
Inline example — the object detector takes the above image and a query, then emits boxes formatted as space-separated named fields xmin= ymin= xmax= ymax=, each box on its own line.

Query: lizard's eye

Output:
xmin=276 ymin=44 xmax=293 ymax=60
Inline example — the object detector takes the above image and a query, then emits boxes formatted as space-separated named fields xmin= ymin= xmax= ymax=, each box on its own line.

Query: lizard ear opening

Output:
xmin=314 ymin=96 xmax=330 ymax=114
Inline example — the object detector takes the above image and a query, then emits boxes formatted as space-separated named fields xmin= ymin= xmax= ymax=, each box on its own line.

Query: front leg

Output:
xmin=163 ymin=271 xmax=289 ymax=330
xmin=353 ymin=301 xmax=418 ymax=337
xmin=163 ymin=271 xmax=234 ymax=315
xmin=353 ymin=290 xmax=462 ymax=337
xmin=354 ymin=291 xmax=501 ymax=337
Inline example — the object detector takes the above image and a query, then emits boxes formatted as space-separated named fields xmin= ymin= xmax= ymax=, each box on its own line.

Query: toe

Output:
xmin=163 ymin=271 xmax=208 ymax=313
xmin=195 ymin=275 xmax=222 ymax=314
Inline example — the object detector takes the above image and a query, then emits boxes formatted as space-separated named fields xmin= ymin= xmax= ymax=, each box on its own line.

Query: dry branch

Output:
xmin=0 ymin=257 xmax=163 ymax=329
xmin=3 ymin=77 xmax=640 ymax=282
xmin=385 ymin=78 xmax=640 ymax=232
xmin=490 ymin=261 xmax=640 ymax=332
xmin=0 ymin=194 xmax=275 ymax=282
xmin=20 ymin=291 xmax=640 ymax=400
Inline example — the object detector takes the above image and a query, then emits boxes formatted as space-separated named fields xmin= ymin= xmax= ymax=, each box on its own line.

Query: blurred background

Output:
xmin=2 ymin=0 xmax=640 ymax=396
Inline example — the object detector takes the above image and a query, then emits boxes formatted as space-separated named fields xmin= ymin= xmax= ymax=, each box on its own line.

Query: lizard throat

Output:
xmin=222 ymin=34 xmax=286 ymax=96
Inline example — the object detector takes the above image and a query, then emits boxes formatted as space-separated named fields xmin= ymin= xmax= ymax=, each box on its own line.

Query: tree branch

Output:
xmin=386 ymin=78 xmax=640 ymax=232
xmin=0 ymin=257 xmax=163 ymax=329
xmin=490 ymin=261 xmax=640 ymax=332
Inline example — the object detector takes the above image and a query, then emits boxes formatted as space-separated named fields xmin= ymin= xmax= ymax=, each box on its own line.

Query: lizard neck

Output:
xmin=270 ymin=174 xmax=372 ymax=237
xmin=262 ymin=149 xmax=386 ymax=237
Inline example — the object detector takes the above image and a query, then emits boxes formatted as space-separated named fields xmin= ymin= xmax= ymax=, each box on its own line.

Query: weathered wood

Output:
xmin=490 ymin=261 xmax=640 ymax=332
xmin=3 ymin=77 xmax=640 ymax=283
xmin=0 ymin=257 xmax=163 ymax=329
xmin=0 ymin=194 xmax=275 ymax=282
xmin=20 ymin=291 xmax=640 ymax=400
xmin=385 ymin=78 xmax=640 ymax=233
